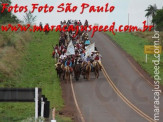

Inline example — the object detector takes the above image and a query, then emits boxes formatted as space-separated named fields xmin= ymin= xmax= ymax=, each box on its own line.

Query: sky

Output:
xmin=10 ymin=0 xmax=163 ymax=28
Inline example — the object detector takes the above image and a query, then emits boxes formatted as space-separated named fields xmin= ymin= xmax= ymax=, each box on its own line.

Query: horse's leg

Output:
xmin=84 ymin=74 xmax=86 ymax=79
xmin=94 ymin=68 xmax=96 ymax=78
xmin=77 ymin=73 xmax=79 ymax=81
xmin=69 ymin=74 xmax=70 ymax=82
xmin=77 ymin=72 xmax=80 ymax=81
xmin=96 ymin=70 xmax=98 ymax=79
xmin=88 ymin=72 xmax=90 ymax=80
xmin=95 ymin=70 xmax=97 ymax=79
xmin=63 ymin=72 xmax=65 ymax=80
xmin=87 ymin=72 xmax=89 ymax=80
xmin=65 ymin=75 xmax=67 ymax=83
xmin=64 ymin=74 xmax=66 ymax=82
xmin=96 ymin=71 xmax=99 ymax=79
xmin=74 ymin=72 xmax=75 ymax=78
xmin=83 ymin=74 xmax=85 ymax=79
xmin=62 ymin=73 xmax=64 ymax=80
xmin=75 ymin=74 xmax=77 ymax=81
xmin=66 ymin=74 xmax=68 ymax=84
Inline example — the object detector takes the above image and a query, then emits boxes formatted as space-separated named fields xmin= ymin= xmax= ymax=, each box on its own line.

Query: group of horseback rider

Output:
xmin=53 ymin=20 xmax=102 ymax=82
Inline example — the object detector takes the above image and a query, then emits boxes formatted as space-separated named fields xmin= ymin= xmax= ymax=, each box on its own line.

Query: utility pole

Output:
xmin=128 ymin=13 xmax=130 ymax=26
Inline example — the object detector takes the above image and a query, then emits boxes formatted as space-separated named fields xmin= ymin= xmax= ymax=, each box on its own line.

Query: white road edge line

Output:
xmin=101 ymin=64 xmax=155 ymax=122
xmin=70 ymin=75 xmax=85 ymax=122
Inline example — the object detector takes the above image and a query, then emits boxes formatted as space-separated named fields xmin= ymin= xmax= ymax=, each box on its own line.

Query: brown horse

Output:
xmin=73 ymin=63 xmax=81 ymax=81
xmin=93 ymin=61 xmax=100 ymax=79
xmin=55 ymin=63 xmax=63 ymax=78
xmin=82 ymin=61 xmax=91 ymax=80
xmin=55 ymin=63 xmax=65 ymax=81
xmin=64 ymin=66 xmax=71 ymax=83
xmin=61 ymin=64 xmax=65 ymax=80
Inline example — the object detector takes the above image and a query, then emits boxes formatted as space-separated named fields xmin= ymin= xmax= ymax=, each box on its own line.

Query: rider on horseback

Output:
xmin=81 ymin=55 xmax=92 ymax=71
xmin=84 ymin=38 xmax=91 ymax=47
xmin=84 ymin=20 xmax=88 ymax=27
xmin=94 ymin=52 xmax=102 ymax=70
xmin=90 ymin=53 xmax=95 ymax=72
xmin=52 ymin=44 xmax=59 ymax=58
xmin=60 ymin=52 xmax=66 ymax=60
xmin=65 ymin=57 xmax=73 ymax=73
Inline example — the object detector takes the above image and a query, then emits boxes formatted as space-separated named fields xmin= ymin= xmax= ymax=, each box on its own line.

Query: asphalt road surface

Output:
xmin=72 ymin=32 xmax=163 ymax=122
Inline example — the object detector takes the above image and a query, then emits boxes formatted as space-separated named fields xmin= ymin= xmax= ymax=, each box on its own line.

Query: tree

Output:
xmin=152 ymin=8 xmax=163 ymax=31
xmin=0 ymin=0 xmax=11 ymax=12
xmin=145 ymin=4 xmax=157 ymax=26
xmin=0 ymin=0 xmax=19 ymax=24
xmin=23 ymin=11 xmax=37 ymax=25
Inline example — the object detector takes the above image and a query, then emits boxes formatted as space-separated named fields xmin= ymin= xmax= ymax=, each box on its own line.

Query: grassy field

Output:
xmin=0 ymin=31 xmax=72 ymax=122
xmin=106 ymin=32 xmax=163 ymax=85
xmin=133 ymin=31 xmax=163 ymax=45
xmin=0 ymin=30 xmax=32 ymax=82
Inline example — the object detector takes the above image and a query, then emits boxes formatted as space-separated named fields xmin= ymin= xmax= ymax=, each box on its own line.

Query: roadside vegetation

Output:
xmin=106 ymin=4 xmax=163 ymax=85
xmin=0 ymin=30 xmax=72 ymax=121
xmin=0 ymin=0 xmax=72 ymax=121
xmin=0 ymin=0 xmax=20 ymax=24
xmin=145 ymin=4 xmax=163 ymax=31
xmin=106 ymin=32 xmax=163 ymax=85
xmin=0 ymin=30 xmax=32 ymax=82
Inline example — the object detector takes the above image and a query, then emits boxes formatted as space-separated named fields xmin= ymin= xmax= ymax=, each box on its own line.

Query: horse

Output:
xmin=73 ymin=63 xmax=81 ymax=81
xmin=81 ymin=61 xmax=87 ymax=79
xmin=86 ymin=62 xmax=91 ymax=80
xmin=61 ymin=64 xmax=65 ymax=80
xmin=93 ymin=61 xmax=100 ymax=79
xmin=82 ymin=61 xmax=91 ymax=80
xmin=55 ymin=63 xmax=63 ymax=79
xmin=64 ymin=66 xmax=71 ymax=83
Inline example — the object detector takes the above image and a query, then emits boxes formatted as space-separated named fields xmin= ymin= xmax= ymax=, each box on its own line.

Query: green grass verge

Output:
xmin=0 ymin=31 xmax=72 ymax=122
xmin=106 ymin=32 xmax=163 ymax=85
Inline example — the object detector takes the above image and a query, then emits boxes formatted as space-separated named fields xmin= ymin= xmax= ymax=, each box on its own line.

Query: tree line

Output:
xmin=0 ymin=0 xmax=19 ymax=24
xmin=145 ymin=4 xmax=163 ymax=31
xmin=0 ymin=0 xmax=36 ymax=24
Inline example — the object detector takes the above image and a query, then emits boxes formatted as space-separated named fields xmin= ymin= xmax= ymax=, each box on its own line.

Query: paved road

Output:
xmin=72 ymin=32 xmax=163 ymax=122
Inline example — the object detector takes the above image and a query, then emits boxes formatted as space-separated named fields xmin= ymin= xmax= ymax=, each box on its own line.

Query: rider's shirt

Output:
xmin=54 ymin=46 xmax=59 ymax=50
xmin=81 ymin=53 xmax=85 ymax=60
xmin=60 ymin=54 xmax=66 ymax=60
xmin=60 ymin=45 xmax=65 ymax=51
xmin=95 ymin=56 xmax=99 ymax=60
xmin=76 ymin=43 xmax=80 ymax=49
xmin=85 ymin=40 xmax=90 ymax=45
xmin=65 ymin=60 xmax=72 ymax=67
xmin=87 ymin=56 xmax=91 ymax=62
